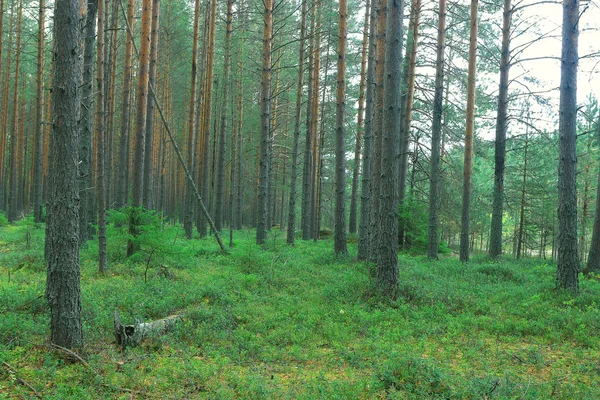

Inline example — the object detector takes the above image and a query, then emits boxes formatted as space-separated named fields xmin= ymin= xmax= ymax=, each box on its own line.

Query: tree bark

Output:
xmin=556 ymin=0 xmax=580 ymax=291
xmin=349 ymin=0 xmax=370 ymax=235
xmin=7 ymin=0 xmax=22 ymax=223
xmin=357 ymin=0 xmax=377 ymax=260
xmin=459 ymin=0 xmax=478 ymax=263
xmin=117 ymin=0 xmax=136 ymax=209
xmin=368 ymin=0 xmax=387 ymax=263
xmin=214 ymin=0 xmax=234 ymax=232
xmin=45 ymin=0 xmax=83 ymax=349
xmin=286 ymin=0 xmax=307 ymax=245
xmin=143 ymin=0 xmax=160 ymax=210
xmin=128 ymin=0 xmax=153 ymax=257
xmin=256 ymin=0 xmax=273 ymax=245
xmin=33 ymin=0 xmax=45 ymax=223
xmin=585 ymin=115 xmax=600 ymax=274
xmin=426 ymin=0 xmax=446 ymax=260
xmin=488 ymin=0 xmax=512 ymax=258
xmin=96 ymin=0 xmax=107 ymax=272
xmin=377 ymin=0 xmax=403 ymax=295
xmin=334 ymin=0 xmax=349 ymax=256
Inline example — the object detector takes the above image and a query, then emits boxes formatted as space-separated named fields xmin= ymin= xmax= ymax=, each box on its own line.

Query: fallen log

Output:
xmin=114 ymin=311 xmax=182 ymax=349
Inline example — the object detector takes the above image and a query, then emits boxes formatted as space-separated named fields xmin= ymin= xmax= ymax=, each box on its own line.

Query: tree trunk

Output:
xmin=426 ymin=0 xmax=446 ymax=260
xmin=556 ymin=0 xmax=579 ymax=291
xmin=459 ymin=0 xmax=478 ymax=263
xmin=128 ymin=0 xmax=153 ymax=257
xmin=516 ymin=128 xmax=528 ymax=259
xmin=7 ymin=0 xmax=22 ymax=223
xmin=585 ymin=115 xmax=600 ymax=274
xmin=368 ymin=0 xmax=387 ymax=263
xmin=117 ymin=0 xmax=136 ymax=209
xmin=256 ymin=0 xmax=273 ymax=245
xmin=143 ymin=0 xmax=160 ymax=210
xmin=197 ymin=0 xmax=217 ymax=237
xmin=488 ymin=0 xmax=512 ymax=258
xmin=45 ymin=0 xmax=83 ymax=349
xmin=214 ymin=0 xmax=234 ymax=232
xmin=286 ymin=0 xmax=307 ymax=245
xmin=184 ymin=0 xmax=200 ymax=239
xmin=398 ymin=0 xmax=420 ymax=217
xmin=96 ymin=0 xmax=107 ymax=272
xmin=0 ymin=0 xmax=12 ymax=211
xmin=33 ymin=0 xmax=45 ymax=223
xmin=334 ymin=0 xmax=349 ymax=256
xmin=377 ymin=0 xmax=403 ymax=295
xmin=301 ymin=6 xmax=316 ymax=240
xmin=349 ymin=0 xmax=370 ymax=235
xmin=357 ymin=0 xmax=377 ymax=260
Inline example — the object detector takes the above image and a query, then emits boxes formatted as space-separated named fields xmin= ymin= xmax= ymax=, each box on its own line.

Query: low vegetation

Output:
xmin=1 ymin=217 xmax=600 ymax=398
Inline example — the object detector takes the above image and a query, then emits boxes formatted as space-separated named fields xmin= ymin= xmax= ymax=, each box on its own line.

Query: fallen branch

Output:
xmin=48 ymin=343 xmax=90 ymax=368
xmin=114 ymin=311 xmax=182 ymax=349
xmin=2 ymin=361 xmax=43 ymax=399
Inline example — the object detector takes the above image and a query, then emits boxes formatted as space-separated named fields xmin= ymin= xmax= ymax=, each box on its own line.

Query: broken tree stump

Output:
xmin=114 ymin=310 xmax=182 ymax=349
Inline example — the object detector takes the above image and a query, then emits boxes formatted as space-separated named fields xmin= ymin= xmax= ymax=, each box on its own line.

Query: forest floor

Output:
xmin=1 ymin=215 xmax=600 ymax=399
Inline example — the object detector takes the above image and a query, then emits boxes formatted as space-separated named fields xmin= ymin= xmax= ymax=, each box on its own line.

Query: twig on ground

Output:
xmin=48 ymin=343 xmax=90 ymax=368
xmin=2 ymin=361 xmax=43 ymax=399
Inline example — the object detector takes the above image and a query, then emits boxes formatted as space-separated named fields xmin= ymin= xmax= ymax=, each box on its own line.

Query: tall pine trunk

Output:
xmin=286 ymin=0 xmax=307 ymax=245
xmin=143 ymin=0 xmax=160 ymax=210
xmin=96 ymin=0 xmax=107 ymax=272
xmin=585 ymin=115 xmax=600 ymax=274
xmin=117 ymin=0 xmax=136 ymax=209
xmin=33 ymin=0 xmax=45 ymax=222
xmin=556 ymin=0 xmax=580 ymax=291
xmin=214 ymin=0 xmax=234 ymax=232
xmin=45 ymin=0 xmax=83 ymax=349
xmin=426 ymin=0 xmax=446 ymax=260
xmin=128 ymin=0 xmax=153 ymax=257
xmin=357 ymin=0 xmax=377 ymax=260
xmin=349 ymin=0 xmax=370 ymax=235
xmin=334 ymin=0 xmax=349 ymax=255
xmin=256 ymin=0 xmax=273 ymax=245
xmin=7 ymin=0 xmax=22 ymax=223
xmin=488 ymin=0 xmax=512 ymax=258
xmin=459 ymin=0 xmax=478 ymax=263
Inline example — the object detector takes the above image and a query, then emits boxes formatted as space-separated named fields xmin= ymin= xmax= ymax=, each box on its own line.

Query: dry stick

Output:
xmin=2 ymin=361 xmax=43 ymax=399
xmin=118 ymin=0 xmax=227 ymax=253
xmin=48 ymin=343 xmax=90 ymax=368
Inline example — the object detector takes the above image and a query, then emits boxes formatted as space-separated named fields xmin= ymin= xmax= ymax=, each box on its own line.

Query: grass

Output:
xmin=1 ymin=217 xmax=600 ymax=398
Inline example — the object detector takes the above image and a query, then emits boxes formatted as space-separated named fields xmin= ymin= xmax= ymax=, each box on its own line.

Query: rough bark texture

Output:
xmin=286 ymin=0 xmax=307 ymax=245
xmin=96 ymin=0 xmax=107 ymax=272
xmin=7 ymin=0 xmax=22 ymax=223
xmin=214 ymin=0 xmax=234 ymax=232
xmin=397 ymin=0 xmax=420 ymax=211
xmin=128 ymin=0 xmax=152 ymax=256
xmin=117 ymin=0 xmax=136 ymax=209
xmin=585 ymin=116 xmax=600 ymax=274
xmin=488 ymin=0 xmax=512 ymax=258
xmin=349 ymin=0 xmax=370 ymax=235
xmin=184 ymin=0 xmax=200 ymax=239
xmin=459 ymin=0 xmax=478 ymax=263
xmin=33 ymin=0 xmax=45 ymax=223
xmin=143 ymin=0 xmax=160 ymax=210
xmin=357 ymin=0 xmax=377 ymax=260
xmin=426 ymin=0 xmax=446 ymax=260
xmin=377 ymin=0 xmax=403 ymax=295
xmin=301 ymin=8 xmax=315 ymax=241
xmin=45 ymin=0 xmax=83 ymax=349
xmin=556 ymin=0 xmax=579 ymax=291
xmin=368 ymin=0 xmax=387 ymax=263
xmin=256 ymin=0 xmax=273 ymax=245
xmin=334 ymin=0 xmax=349 ymax=256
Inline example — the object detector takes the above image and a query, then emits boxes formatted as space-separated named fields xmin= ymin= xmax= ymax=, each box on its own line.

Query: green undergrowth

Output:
xmin=1 ymin=217 xmax=600 ymax=398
